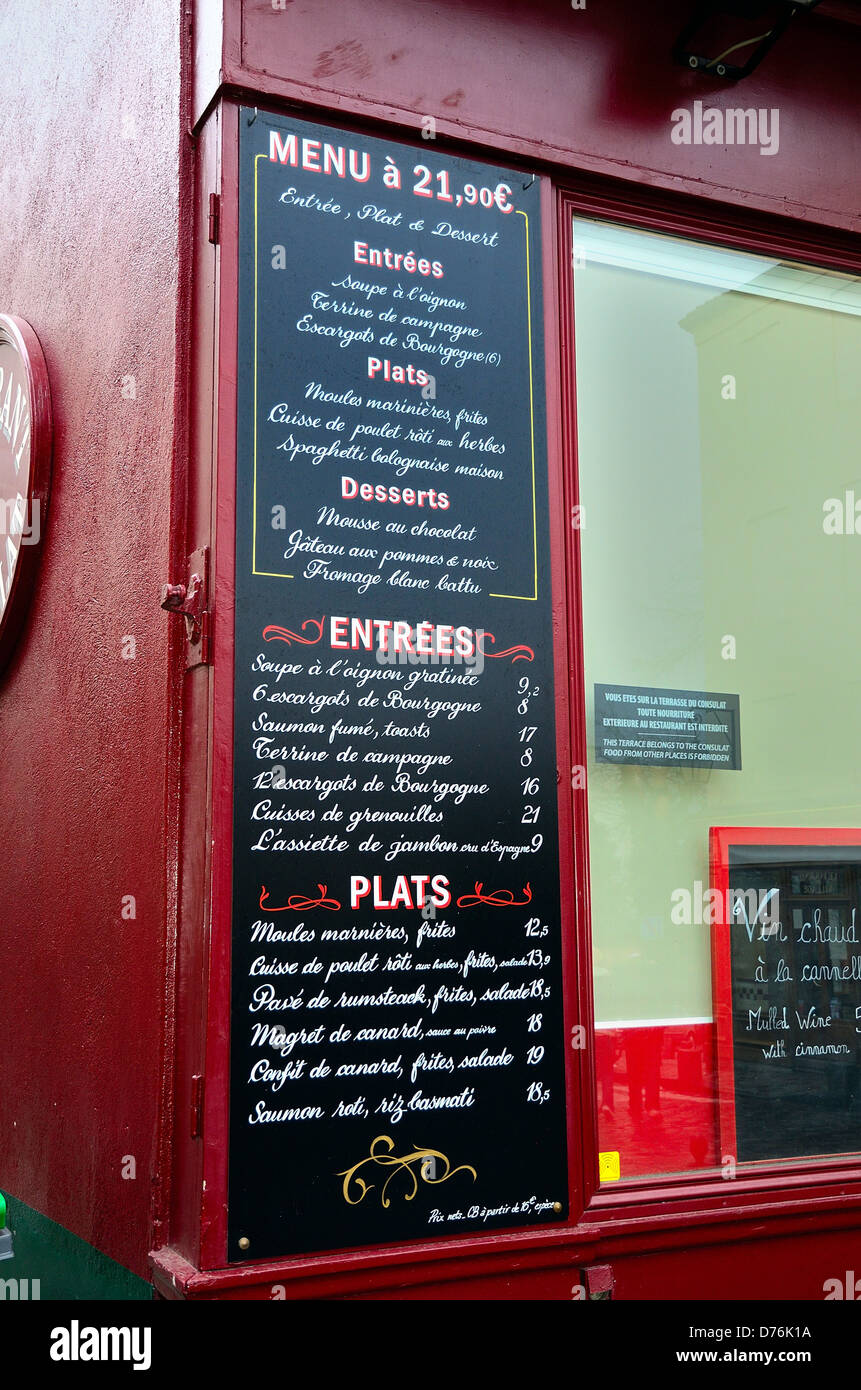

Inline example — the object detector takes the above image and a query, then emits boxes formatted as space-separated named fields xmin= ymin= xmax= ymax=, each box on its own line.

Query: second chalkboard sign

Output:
xmin=711 ymin=826 xmax=861 ymax=1165
xmin=227 ymin=110 xmax=569 ymax=1260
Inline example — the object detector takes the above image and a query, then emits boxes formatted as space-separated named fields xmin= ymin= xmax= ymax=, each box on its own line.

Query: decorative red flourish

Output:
xmin=456 ymin=882 xmax=533 ymax=908
xmin=259 ymin=884 xmax=342 ymax=912
xmin=262 ymin=618 xmax=325 ymax=646
xmin=477 ymin=631 xmax=534 ymax=663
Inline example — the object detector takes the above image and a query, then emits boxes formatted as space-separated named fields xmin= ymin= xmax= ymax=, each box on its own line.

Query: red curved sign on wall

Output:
xmin=0 ymin=314 xmax=52 ymax=675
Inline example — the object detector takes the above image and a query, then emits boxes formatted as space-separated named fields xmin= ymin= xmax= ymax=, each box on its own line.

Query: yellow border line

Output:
xmin=252 ymin=150 xmax=294 ymax=579
xmin=489 ymin=207 xmax=538 ymax=602
xmin=251 ymin=154 xmax=538 ymax=595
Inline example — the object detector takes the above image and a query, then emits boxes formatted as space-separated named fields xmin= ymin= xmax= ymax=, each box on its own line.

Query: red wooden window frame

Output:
xmin=555 ymin=184 xmax=861 ymax=1229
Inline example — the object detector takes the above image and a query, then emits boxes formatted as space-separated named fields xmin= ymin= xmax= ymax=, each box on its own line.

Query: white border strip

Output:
xmin=595 ymin=1017 xmax=712 ymax=1029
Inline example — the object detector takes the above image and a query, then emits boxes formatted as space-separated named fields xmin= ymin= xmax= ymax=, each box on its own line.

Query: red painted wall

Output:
xmin=0 ymin=2 xmax=183 ymax=1277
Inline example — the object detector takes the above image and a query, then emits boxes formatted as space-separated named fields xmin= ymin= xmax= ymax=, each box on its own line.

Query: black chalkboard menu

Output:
xmin=228 ymin=109 xmax=568 ymax=1260
xmin=712 ymin=829 xmax=861 ymax=1165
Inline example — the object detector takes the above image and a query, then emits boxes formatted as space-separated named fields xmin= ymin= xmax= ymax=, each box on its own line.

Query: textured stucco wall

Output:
xmin=0 ymin=0 xmax=182 ymax=1280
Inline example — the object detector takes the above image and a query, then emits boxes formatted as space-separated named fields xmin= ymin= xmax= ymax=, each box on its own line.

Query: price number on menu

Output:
xmin=411 ymin=166 xmax=514 ymax=212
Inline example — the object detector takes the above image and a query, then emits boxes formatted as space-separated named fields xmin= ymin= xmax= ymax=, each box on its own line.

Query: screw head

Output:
xmin=553 ymin=1201 xmax=563 ymax=1214
xmin=238 ymin=1236 xmax=251 ymax=1251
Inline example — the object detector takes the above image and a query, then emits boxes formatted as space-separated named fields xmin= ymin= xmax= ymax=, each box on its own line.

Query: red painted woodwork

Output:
xmin=199 ymin=100 xmax=239 ymax=1273
xmin=3 ymin=0 xmax=861 ymax=1300
xmin=603 ymin=1229 xmax=861 ymax=1302
xmin=0 ymin=1 xmax=185 ymax=1279
xmin=165 ymin=96 xmax=223 ymax=1270
xmin=194 ymin=0 xmax=861 ymax=234
xmin=151 ymin=1205 xmax=861 ymax=1300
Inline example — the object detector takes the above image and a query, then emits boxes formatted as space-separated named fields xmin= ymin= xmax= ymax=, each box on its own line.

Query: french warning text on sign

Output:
xmin=594 ymin=683 xmax=741 ymax=770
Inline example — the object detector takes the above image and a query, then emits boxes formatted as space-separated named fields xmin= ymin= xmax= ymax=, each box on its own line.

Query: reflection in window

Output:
xmin=573 ymin=218 xmax=861 ymax=1181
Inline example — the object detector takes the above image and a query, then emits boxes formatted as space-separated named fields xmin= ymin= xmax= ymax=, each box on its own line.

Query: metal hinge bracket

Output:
xmin=583 ymin=1263 xmax=614 ymax=1300
xmin=160 ymin=545 xmax=211 ymax=668
xmin=190 ymin=1074 xmax=205 ymax=1140
xmin=208 ymin=192 xmax=220 ymax=244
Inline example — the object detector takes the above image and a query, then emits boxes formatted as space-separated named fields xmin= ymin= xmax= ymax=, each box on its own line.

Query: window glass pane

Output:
xmin=573 ymin=217 xmax=861 ymax=1182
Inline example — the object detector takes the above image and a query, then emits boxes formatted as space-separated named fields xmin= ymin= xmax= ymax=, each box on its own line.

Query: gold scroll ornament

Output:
xmin=338 ymin=1135 xmax=477 ymax=1207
